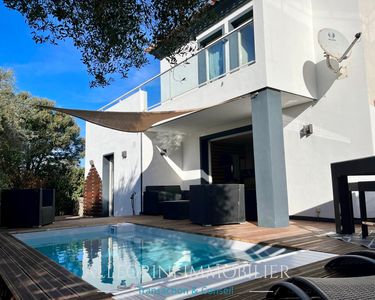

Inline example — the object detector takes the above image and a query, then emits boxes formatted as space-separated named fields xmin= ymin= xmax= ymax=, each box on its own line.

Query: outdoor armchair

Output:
xmin=189 ymin=184 xmax=245 ymax=225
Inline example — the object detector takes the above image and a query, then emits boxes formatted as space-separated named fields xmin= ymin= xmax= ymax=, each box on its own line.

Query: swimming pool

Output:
xmin=15 ymin=223 xmax=293 ymax=293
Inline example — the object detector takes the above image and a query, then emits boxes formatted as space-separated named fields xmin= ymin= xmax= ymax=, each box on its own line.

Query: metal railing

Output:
xmin=99 ymin=20 xmax=255 ymax=111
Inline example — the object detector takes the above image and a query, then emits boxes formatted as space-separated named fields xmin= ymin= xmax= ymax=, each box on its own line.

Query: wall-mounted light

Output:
xmin=122 ymin=151 xmax=127 ymax=159
xmin=300 ymin=124 xmax=313 ymax=138
xmin=89 ymin=160 xmax=95 ymax=167
xmin=160 ymin=149 xmax=167 ymax=156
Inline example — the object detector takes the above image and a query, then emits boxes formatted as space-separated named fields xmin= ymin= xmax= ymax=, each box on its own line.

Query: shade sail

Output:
xmin=40 ymin=106 xmax=195 ymax=132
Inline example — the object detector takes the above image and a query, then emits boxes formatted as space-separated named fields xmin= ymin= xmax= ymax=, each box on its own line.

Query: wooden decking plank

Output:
xmin=1 ymin=233 xmax=97 ymax=295
xmin=1 ymin=233 xmax=100 ymax=292
xmin=0 ymin=233 xmax=111 ymax=300
xmin=2 ymin=234 xmax=112 ymax=299
xmin=0 ymin=234 xmax=78 ymax=296
xmin=269 ymin=234 xmax=317 ymax=244
xmin=0 ymin=248 xmax=49 ymax=300
xmin=287 ymin=239 xmax=326 ymax=248
xmin=0 ymin=236 xmax=74 ymax=299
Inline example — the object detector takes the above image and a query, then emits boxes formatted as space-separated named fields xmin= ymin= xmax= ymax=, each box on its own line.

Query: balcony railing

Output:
xmin=99 ymin=20 xmax=255 ymax=111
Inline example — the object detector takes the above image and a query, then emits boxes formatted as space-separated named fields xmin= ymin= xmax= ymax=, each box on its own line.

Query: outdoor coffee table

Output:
xmin=162 ymin=200 xmax=190 ymax=220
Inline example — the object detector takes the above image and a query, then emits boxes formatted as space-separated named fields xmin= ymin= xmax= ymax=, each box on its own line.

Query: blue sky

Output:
xmin=0 ymin=1 xmax=160 ymax=137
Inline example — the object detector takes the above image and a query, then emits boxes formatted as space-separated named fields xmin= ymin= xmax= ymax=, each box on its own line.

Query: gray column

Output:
xmin=252 ymin=89 xmax=289 ymax=227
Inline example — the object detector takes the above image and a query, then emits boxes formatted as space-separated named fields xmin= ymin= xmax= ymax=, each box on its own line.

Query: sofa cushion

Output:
xmin=157 ymin=191 xmax=182 ymax=201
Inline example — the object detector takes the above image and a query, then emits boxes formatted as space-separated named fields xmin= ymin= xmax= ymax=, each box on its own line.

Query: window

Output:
xmin=207 ymin=41 xmax=226 ymax=79
xmin=229 ymin=11 xmax=255 ymax=70
xmin=231 ymin=11 xmax=253 ymax=29
xmin=200 ymin=30 xmax=223 ymax=47
xmin=197 ymin=9 xmax=255 ymax=85
xmin=198 ymin=29 xmax=226 ymax=83
xmin=238 ymin=22 xmax=255 ymax=66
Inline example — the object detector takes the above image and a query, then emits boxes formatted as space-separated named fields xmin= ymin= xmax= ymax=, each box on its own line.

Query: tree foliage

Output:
xmin=3 ymin=0 xmax=214 ymax=87
xmin=0 ymin=68 xmax=84 ymax=214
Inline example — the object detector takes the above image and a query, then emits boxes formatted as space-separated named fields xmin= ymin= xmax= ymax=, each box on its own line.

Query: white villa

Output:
xmin=85 ymin=0 xmax=375 ymax=228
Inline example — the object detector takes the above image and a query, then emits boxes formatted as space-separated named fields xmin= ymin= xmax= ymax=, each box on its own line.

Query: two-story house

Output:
xmin=85 ymin=0 xmax=375 ymax=228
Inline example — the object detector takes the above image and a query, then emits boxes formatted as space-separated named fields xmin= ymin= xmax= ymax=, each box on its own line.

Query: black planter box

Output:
xmin=0 ymin=189 xmax=55 ymax=228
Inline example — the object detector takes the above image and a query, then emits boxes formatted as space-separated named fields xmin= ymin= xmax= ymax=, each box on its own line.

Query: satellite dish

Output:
xmin=318 ymin=28 xmax=362 ymax=76
xmin=318 ymin=28 xmax=351 ymax=59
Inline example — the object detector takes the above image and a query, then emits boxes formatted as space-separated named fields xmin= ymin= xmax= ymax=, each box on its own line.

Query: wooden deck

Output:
xmin=0 ymin=216 xmax=370 ymax=300
xmin=0 ymin=232 xmax=112 ymax=300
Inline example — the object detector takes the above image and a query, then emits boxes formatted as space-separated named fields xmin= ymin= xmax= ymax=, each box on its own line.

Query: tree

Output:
xmin=3 ymin=0 xmax=220 ymax=87
xmin=0 ymin=68 xmax=85 ymax=214
xmin=0 ymin=69 xmax=25 ymax=188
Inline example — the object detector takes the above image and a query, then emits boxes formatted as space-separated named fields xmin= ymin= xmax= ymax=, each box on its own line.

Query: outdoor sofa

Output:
xmin=142 ymin=185 xmax=189 ymax=217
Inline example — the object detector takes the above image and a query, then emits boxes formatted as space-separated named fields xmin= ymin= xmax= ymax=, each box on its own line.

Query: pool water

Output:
xmin=15 ymin=224 xmax=290 ymax=292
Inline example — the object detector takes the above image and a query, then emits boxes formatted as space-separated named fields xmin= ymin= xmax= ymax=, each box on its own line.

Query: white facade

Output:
xmin=85 ymin=92 xmax=147 ymax=216
xmin=85 ymin=0 xmax=375 ymax=222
